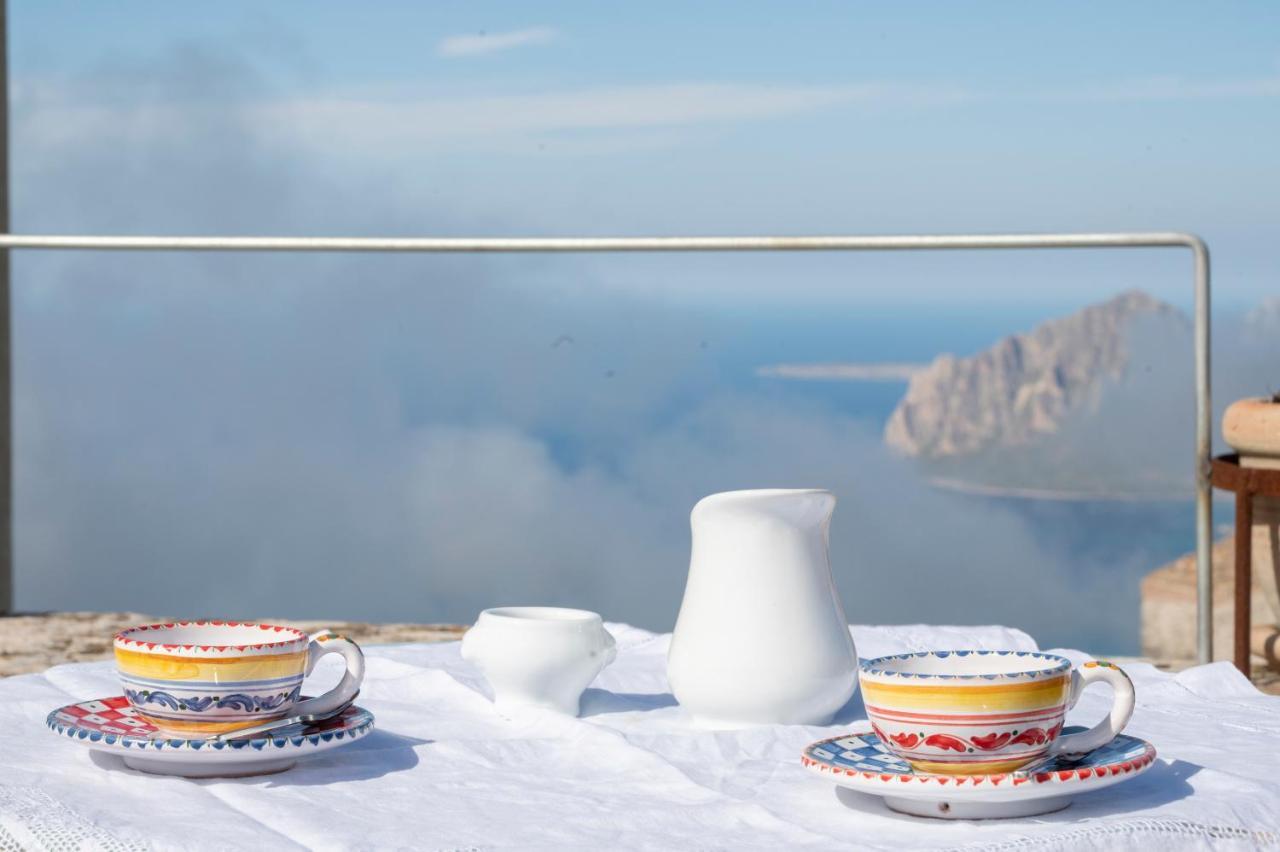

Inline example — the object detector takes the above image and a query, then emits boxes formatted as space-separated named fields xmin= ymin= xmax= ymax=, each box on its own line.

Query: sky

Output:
xmin=10 ymin=1 xmax=1280 ymax=308
xmin=6 ymin=4 xmax=1278 ymax=651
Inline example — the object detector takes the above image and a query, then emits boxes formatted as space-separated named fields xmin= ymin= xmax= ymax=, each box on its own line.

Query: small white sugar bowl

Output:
xmin=461 ymin=607 xmax=617 ymax=717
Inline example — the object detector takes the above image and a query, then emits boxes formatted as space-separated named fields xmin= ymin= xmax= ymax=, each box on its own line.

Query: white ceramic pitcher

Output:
xmin=667 ymin=488 xmax=858 ymax=727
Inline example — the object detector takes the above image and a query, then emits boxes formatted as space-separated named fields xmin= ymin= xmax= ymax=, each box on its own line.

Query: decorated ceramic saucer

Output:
xmin=47 ymin=695 xmax=375 ymax=778
xmin=802 ymin=726 xmax=1156 ymax=819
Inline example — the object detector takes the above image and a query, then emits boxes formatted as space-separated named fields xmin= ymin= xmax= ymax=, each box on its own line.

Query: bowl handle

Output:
xmin=601 ymin=628 xmax=618 ymax=666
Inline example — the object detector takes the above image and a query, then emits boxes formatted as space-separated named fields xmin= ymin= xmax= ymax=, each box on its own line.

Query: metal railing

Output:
xmin=0 ymin=230 xmax=1215 ymax=664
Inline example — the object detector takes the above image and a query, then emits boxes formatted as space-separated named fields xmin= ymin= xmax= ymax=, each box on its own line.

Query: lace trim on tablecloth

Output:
xmin=0 ymin=786 xmax=148 ymax=852
xmin=945 ymin=818 xmax=1280 ymax=851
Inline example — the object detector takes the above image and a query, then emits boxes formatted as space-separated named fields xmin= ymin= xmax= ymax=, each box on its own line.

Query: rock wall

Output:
xmin=1141 ymin=535 xmax=1280 ymax=667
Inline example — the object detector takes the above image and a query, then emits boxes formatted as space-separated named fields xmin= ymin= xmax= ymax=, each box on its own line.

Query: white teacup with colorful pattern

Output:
xmin=114 ymin=621 xmax=364 ymax=736
xmin=859 ymin=650 xmax=1135 ymax=775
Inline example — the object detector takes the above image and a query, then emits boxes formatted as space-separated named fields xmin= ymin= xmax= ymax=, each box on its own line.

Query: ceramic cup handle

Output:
xmin=1051 ymin=660 xmax=1135 ymax=757
xmin=293 ymin=630 xmax=365 ymax=718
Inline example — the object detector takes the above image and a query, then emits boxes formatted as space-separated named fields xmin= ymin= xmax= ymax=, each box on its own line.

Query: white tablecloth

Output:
xmin=2 ymin=623 xmax=1278 ymax=851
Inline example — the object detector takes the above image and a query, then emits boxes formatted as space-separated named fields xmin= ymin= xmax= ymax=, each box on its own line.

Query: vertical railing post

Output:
xmin=1193 ymin=239 xmax=1212 ymax=664
xmin=0 ymin=0 xmax=12 ymax=615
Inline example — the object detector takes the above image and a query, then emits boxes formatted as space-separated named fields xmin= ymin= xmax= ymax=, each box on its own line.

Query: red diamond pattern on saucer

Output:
xmin=48 ymin=695 xmax=375 ymax=755
xmin=51 ymin=696 xmax=155 ymax=736
xmin=47 ymin=695 xmax=376 ymax=778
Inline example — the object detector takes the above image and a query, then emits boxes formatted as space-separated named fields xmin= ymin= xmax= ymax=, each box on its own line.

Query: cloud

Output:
xmin=13 ymin=77 xmax=966 ymax=157
xmin=265 ymin=83 xmax=895 ymax=148
xmin=24 ymin=71 xmax=1280 ymax=171
xmin=437 ymin=26 xmax=558 ymax=58
xmin=15 ymin=44 xmax=1253 ymax=656
xmin=8 ymin=72 xmax=1132 ymax=651
xmin=17 ymin=55 xmax=1280 ymax=164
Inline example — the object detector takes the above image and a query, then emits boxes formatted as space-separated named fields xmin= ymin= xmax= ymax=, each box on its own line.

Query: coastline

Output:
xmin=925 ymin=476 xmax=1211 ymax=503
xmin=755 ymin=362 xmax=924 ymax=382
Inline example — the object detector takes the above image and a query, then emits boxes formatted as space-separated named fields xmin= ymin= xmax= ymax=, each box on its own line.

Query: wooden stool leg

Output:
xmin=1235 ymin=490 xmax=1253 ymax=678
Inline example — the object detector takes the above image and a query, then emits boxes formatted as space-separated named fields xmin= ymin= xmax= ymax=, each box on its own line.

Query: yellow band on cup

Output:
xmin=861 ymin=675 xmax=1069 ymax=712
xmin=114 ymin=648 xmax=308 ymax=683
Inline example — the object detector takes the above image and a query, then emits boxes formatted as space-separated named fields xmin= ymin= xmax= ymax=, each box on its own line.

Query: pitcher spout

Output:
xmin=690 ymin=488 xmax=835 ymax=530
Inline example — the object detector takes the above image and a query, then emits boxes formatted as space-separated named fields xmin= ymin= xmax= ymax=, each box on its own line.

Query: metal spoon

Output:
xmin=201 ymin=694 xmax=359 ymax=744
xmin=1011 ymin=749 xmax=1087 ymax=779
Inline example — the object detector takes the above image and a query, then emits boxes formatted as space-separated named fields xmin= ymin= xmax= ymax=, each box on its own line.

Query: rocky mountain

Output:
xmin=884 ymin=290 xmax=1184 ymax=459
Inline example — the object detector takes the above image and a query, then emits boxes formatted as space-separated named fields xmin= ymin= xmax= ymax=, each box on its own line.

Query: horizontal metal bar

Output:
xmin=0 ymin=232 xmax=1205 ymax=253
xmin=0 ymin=229 xmax=1213 ymax=666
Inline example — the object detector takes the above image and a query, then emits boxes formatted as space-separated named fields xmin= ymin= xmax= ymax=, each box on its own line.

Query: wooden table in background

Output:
xmin=1211 ymin=454 xmax=1280 ymax=678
